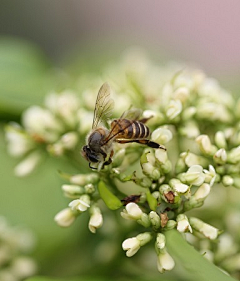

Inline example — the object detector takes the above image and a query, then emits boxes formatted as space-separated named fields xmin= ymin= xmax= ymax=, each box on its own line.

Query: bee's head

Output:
xmin=81 ymin=145 xmax=99 ymax=163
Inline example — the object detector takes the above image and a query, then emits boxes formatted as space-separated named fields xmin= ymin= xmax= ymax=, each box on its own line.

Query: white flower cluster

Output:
xmin=5 ymin=48 xmax=240 ymax=275
xmin=54 ymin=173 xmax=103 ymax=233
xmin=0 ymin=216 xmax=37 ymax=281
xmin=5 ymin=91 xmax=81 ymax=176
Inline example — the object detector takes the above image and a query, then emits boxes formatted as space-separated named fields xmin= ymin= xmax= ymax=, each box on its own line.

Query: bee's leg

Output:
xmin=103 ymin=157 xmax=112 ymax=168
xmin=116 ymin=139 xmax=166 ymax=151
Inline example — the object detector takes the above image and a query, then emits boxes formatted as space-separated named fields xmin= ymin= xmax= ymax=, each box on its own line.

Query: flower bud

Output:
xmin=5 ymin=123 xmax=34 ymax=157
xmin=62 ymin=184 xmax=85 ymax=197
xmin=88 ymin=205 xmax=103 ymax=233
xmin=182 ymin=106 xmax=196 ymax=120
xmin=84 ymin=183 xmax=95 ymax=194
xmin=214 ymin=148 xmax=227 ymax=164
xmin=173 ymin=87 xmax=190 ymax=103
xmin=70 ymin=173 xmax=99 ymax=185
xmin=227 ymin=145 xmax=240 ymax=164
xmin=164 ymin=220 xmax=177 ymax=230
xmin=149 ymin=211 xmax=161 ymax=230
xmin=151 ymin=128 xmax=172 ymax=144
xmin=54 ymin=208 xmax=76 ymax=227
xmin=138 ymin=213 xmax=151 ymax=228
xmin=155 ymin=233 xmax=166 ymax=250
xmin=179 ymin=121 xmax=200 ymax=139
xmin=121 ymin=202 xmax=143 ymax=220
xmin=156 ymin=249 xmax=175 ymax=273
xmin=222 ymin=175 xmax=234 ymax=187
xmin=60 ymin=132 xmax=78 ymax=149
xmin=14 ymin=152 xmax=42 ymax=177
xmin=136 ymin=232 xmax=153 ymax=246
xmin=189 ymin=217 xmax=219 ymax=240
xmin=215 ymin=131 xmax=227 ymax=149
xmin=176 ymin=214 xmax=192 ymax=233
xmin=166 ymin=99 xmax=182 ymax=120
xmin=196 ymin=135 xmax=217 ymax=155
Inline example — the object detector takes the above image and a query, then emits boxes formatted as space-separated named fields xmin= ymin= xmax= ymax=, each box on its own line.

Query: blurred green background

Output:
xmin=1 ymin=1 xmax=240 ymax=280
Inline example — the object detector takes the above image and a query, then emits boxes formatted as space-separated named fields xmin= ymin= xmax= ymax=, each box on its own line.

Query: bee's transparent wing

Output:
xmin=92 ymin=83 xmax=115 ymax=129
xmin=121 ymin=107 xmax=143 ymax=120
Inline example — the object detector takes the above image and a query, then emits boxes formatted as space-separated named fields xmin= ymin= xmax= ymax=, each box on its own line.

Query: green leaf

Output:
xmin=98 ymin=181 xmax=122 ymax=210
xmin=165 ymin=230 xmax=236 ymax=281
xmin=0 ymin=37 xmax=55 ymax=118
xmin=146 ymin=189 xmax=157 ymax=211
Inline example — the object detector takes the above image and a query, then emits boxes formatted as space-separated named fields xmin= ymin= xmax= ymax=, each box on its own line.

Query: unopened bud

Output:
xmin=149 ymin=211 xmax=161 ymax=230
xmin=196 ymin=135 xmax=217 ymax=155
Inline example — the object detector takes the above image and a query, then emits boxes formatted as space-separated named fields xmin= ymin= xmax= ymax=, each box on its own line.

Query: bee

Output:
xmin=81 ymin=82 xmax=166 ymax=170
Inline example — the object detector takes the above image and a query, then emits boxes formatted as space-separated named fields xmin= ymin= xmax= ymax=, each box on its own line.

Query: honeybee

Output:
xmin=81 ymin=83 xmax=166 ymax=170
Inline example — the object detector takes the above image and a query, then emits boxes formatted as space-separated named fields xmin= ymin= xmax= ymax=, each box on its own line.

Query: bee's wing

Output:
xmin=121 ymin=107 xmax=143 ymax=120
xmin=103 ymin=107 xmax=143 ymax=144
xmin=92 ymin=83 xmax=114 ymax=129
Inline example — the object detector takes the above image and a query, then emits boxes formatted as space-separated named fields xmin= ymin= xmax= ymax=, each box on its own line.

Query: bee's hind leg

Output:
xmin=116 ymin=139 xmax=166 ymax=151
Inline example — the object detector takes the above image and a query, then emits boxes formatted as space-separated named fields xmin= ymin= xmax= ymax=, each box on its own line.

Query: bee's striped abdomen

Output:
xmin=111 ymin=119 xmax=150 ymax=140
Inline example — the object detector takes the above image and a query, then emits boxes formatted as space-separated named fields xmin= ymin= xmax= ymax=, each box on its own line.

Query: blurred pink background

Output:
xmin=1 ymin=0 xmax=240 ymax=87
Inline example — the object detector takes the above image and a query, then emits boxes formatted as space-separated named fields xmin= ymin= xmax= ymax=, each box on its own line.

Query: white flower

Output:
xmin=121 ymin=202 xmax=143 ymax=220
xmin=176 ymin=214 xmax=192 ymax=233
xmin=122 ymin=232 xmax=152 ymax=257
xmin=69 ymin=195 xmax=90 ymax=212
xmin=183 ymin=165 xmax=205 ymax=186
xmin=88 ymin=206 xmax=103 ymax=233
xmin=60 ymin=132 xmax=79 ymax=149
xmin=196 ymin=135 xmax=217 ymax=155
xmin=45 ymin=91 xmax=80 ymax=127
xmin=203 ymin=165 xmax=216 ymax=187
xmin=166 ymin=99 xmax=182 ymax=120
xmin=22 ymin=106 xmax=63 ymax=142
xmin=189 ymin=217 xmax=219 ymax=240
xmin=157 ymin=249 xmax=175 ymax=273
xmin=228 ymin=145 xmax=240 ymax=164
xmin=151 ymin=128 xmax=172 ymax=144
xmin=214 ymin=148 xmax=227 ymax=164
xmin=155 ymin=149 xmax=168 ymax=163
xmin=14 ymin=151 xmax=42 ymax=177
xmin=122 ymin=237 xmax=141 ymax=257
xmin=197 ymin=102 xmax=232 ymax=122
xmin=54 ymin=208 xmax=76 ymax=227
xmin=194 ymin=183 xmax=211 ymax=200
xmin=169 ymin=179 xmax=189 ymax=193
xmin=11 ymin=257 xmax=37 ymax=279
xmin=173 ymin=87 xmax=190 ymax=103
xmin=5 ymin=123 xmax=34 ymax=157
xmin=215 ymin=131 xmax=227 ymax=148
xmin=179 ymin=121 xmax=200 ymax=138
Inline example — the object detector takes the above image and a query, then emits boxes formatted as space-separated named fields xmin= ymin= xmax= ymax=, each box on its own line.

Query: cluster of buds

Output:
xmin=0 ymin=216 xmax=37 ymax=281
xmin=5 ymin=49 xmax=240 ymax=276
xmin=5 ymin=91 xmax=82 ymax=176
xmin=54 ymin=173 xmax=104 ymax=233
